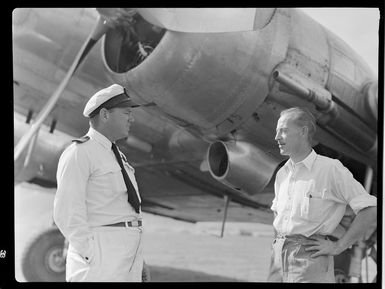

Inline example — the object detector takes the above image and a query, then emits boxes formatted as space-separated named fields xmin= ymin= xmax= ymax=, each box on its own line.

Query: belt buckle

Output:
xmin=125 ymin=220 xmax=140 ymax=227
xmin=133 ymin=220 xmax=140 ymax=227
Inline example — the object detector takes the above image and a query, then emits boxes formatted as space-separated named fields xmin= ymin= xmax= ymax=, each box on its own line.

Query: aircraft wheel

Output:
xmin=22 ymin=227 xmax=66 ymax=282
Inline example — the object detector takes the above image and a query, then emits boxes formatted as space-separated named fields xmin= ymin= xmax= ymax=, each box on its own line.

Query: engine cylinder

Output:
xmin=207 ymin=141 xmax=279 ymax=195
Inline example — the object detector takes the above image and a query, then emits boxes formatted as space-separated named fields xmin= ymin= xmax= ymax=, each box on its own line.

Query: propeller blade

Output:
xmin=136 ymin=8 xmax=275 ymax=33
xmin=75 ymin=16 xmax=111 ymax=71
xmin=14 ymin=16 xmax=109 ymax=161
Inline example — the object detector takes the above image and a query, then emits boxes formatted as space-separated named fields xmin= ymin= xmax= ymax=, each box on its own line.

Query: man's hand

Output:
xmin=303 ymin=235 xmax=344 ymax=258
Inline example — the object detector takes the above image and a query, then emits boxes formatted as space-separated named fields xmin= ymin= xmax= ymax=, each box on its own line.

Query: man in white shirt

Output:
xmin=54 ymin=84 xmax=145 ymax=282
xmin=267 ymin=107 xmax=377 ymax=282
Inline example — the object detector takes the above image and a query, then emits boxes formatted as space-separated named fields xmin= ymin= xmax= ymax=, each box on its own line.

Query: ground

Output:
xmin=14 ymin=182 xmax=376 ymax=282
xmin=14 ymin=182 xmax=274 ymax=282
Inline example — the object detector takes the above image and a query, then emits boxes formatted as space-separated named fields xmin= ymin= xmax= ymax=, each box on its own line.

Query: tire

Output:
xmin=22 ymin=227 xmax=66 ymax=282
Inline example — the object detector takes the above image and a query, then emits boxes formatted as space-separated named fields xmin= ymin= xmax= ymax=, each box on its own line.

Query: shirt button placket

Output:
xmin=288 ymin=173 xmax=294 ymax=200
xmin=284 ymin=171 xmax=295 ymax=232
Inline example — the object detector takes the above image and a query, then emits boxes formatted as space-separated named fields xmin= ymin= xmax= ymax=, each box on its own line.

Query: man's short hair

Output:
xmin=280 ymin=107 xmax=317 ymax=143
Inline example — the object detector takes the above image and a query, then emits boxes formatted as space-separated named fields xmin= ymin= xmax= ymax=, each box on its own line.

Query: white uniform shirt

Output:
xmin=54 ymin=127 xmax=142 ymax=256
xmin=271 ymin=150 xmax=377 ymax=237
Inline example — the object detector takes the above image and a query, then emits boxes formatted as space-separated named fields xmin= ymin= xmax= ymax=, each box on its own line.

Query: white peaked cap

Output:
xmin=83 ymin=84 xmax=139 ymax=117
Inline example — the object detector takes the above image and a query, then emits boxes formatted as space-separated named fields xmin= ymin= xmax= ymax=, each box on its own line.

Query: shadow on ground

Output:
xmin=148 ymin=266 xmax=241 ymax=282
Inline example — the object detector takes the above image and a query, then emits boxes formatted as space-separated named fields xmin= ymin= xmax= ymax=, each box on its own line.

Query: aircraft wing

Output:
xmin=134 ymin=158 xmax=275 ymax=224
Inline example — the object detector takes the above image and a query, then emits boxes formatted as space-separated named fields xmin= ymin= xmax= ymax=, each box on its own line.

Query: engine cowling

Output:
xmin=207 ymin=141 xmax=279 ymax=195
xmin=101 ymin=11 xmax=281 ymax=138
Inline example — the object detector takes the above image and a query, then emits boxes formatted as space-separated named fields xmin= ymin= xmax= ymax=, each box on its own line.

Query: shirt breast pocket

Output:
xmin=300 ymin=191 xmax=331 ymax=222
xmin=93 ymin=162 xmax=124 ymax=193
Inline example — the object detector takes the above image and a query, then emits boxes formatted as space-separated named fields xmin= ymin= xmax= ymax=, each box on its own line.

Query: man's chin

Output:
xmin=117 ymin=134 xmax=129 ymax=141
xmin=279 ymin=149 xmax=289 ymax=156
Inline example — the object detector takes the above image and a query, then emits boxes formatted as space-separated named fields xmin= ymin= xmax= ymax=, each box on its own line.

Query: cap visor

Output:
xmin=114 ymin=100 xmax=141 ymax=108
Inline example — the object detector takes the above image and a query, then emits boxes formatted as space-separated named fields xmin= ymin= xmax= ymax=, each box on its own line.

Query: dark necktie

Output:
xmin=111 ymin=143 xmax=141 ymax=213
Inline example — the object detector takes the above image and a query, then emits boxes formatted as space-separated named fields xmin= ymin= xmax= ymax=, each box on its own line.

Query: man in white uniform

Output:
xmin=267 ymin=107 xmax=377 ymax=282
xmin=54 ymin=84 xmax=144 ymax=282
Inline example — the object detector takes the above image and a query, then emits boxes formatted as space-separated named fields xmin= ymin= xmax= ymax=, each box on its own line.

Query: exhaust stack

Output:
xmin=207 ymin=141 xmax=278 ymax=195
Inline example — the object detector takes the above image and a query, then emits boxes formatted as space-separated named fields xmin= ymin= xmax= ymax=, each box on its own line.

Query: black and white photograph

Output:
xmin=12 ymin=7 xmax=380 ymax=284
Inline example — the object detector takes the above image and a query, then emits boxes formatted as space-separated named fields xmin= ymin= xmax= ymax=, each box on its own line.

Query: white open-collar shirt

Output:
xmin=54 ymin=127 xmax=141 ymax=255
xmin=271 ymin=150 xmax=377 ymax=237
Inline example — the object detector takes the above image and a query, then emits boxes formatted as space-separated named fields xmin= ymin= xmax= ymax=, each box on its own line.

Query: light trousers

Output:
xmin=267 ymin=234 xmax=335 ymax=283
xmin=66 ymin=226 xmax=143 ymax=282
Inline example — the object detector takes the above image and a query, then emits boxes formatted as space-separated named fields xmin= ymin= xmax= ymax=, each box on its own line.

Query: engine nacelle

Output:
xmin=207 ymin=141 xmax=279 ymax=195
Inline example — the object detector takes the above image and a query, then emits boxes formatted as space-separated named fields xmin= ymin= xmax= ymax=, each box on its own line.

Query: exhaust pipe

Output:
xmin=207 ymin=141 xmax=279 ymax=195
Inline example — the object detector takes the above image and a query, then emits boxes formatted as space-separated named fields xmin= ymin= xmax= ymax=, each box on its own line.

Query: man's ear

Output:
xmin=302 ymin=126 xmax=309 ymax=138
xmin=99 ymin=108 xmax=109 ymax=122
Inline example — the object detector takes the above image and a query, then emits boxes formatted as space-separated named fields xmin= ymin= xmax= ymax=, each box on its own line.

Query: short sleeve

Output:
xmin=331 ymin=160 xmax=377 ymax=215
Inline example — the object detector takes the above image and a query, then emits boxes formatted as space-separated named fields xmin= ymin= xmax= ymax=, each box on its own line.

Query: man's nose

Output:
xmin=275 ymin=132 xmax=280 ymax=141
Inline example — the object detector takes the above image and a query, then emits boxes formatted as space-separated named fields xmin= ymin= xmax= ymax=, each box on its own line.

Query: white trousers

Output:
xmin=65 ymin=226 xmax=143 ymax=282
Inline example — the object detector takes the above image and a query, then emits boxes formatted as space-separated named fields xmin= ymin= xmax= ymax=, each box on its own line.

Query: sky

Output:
xmin=300 ymin=8 xmax=380 ymax=76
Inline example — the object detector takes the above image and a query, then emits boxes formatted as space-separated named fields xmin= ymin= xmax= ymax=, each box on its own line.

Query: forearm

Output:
xmin=54 ymin=194 xmax=93 ymax=253
xmin=54 ymin=162 xmax=92 ymax=254
xmin=335 ymin=206 xmax=377 ymax=253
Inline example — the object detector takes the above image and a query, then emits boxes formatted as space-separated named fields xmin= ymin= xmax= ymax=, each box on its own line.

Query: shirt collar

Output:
xmin=284 ymin=149 xmax=317 ymax=172
xmin=299 ymin=149 xmax=317 ymax=170
xmin=86 ymin=127 xmax=112 ymax=150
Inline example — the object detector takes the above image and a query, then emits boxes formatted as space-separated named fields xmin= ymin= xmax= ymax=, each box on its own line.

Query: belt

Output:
xmin=104 ymin=220 xmax=142 ymax=227
xmin=275 ymin=233 xmax=327 ymax=242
